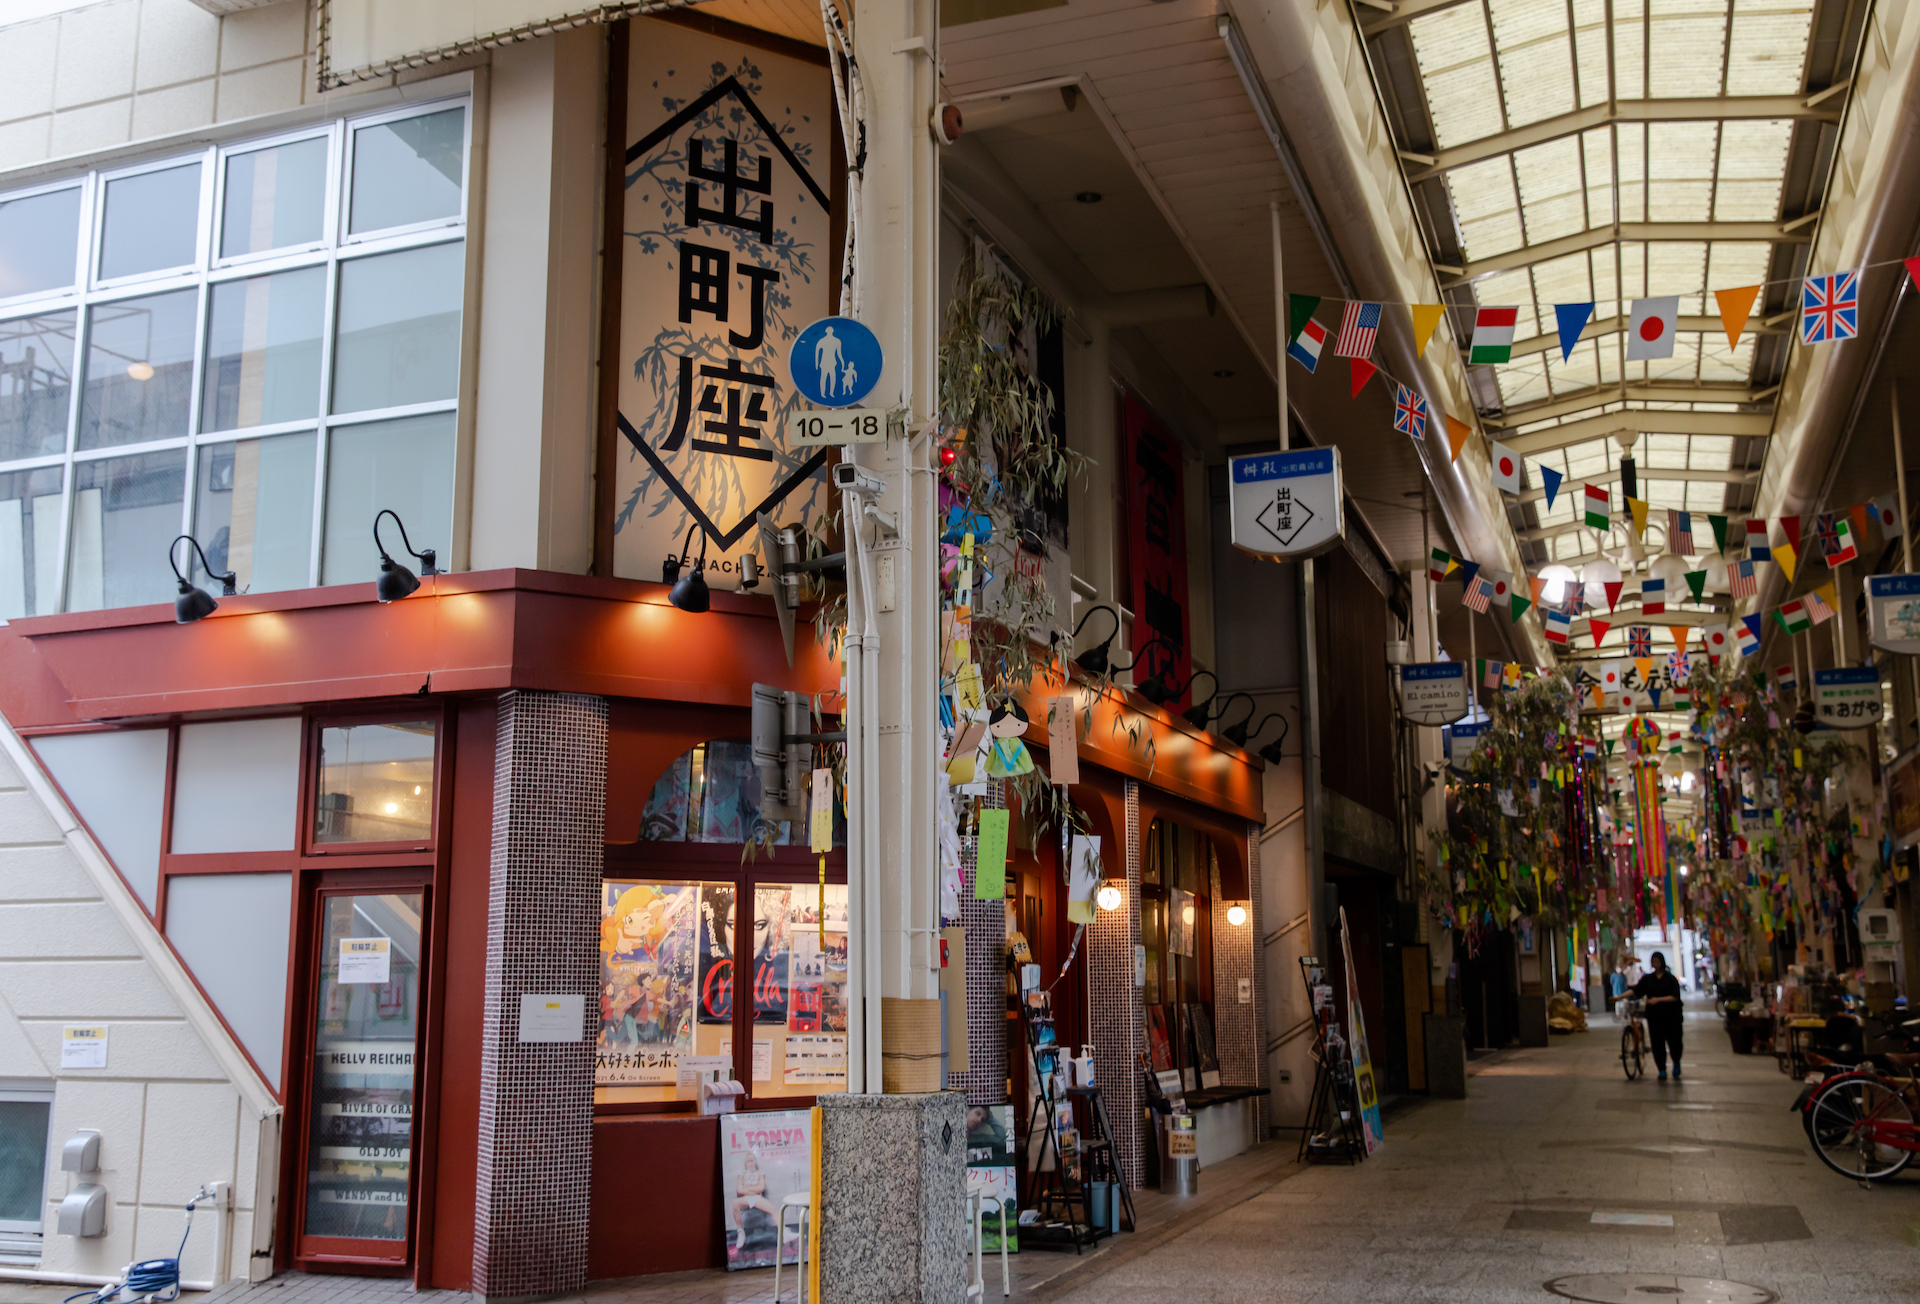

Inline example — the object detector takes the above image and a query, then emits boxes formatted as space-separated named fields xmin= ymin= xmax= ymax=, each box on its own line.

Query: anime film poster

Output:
xmin=616 ymin=21 xmax=834 ymax=588
xmin=597 ymin=883 xmax=700 ymax=1084
xmin=719 ymin=1110 xmax=812 ymax=1270
xmin=966 ymin=1103 xmax=1019 ymax=1252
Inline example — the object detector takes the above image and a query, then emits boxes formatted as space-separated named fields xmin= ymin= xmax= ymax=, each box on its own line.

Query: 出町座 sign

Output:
xmin=1227 ymin=448 xmax=1344 ymax=560
xmin=1813 ymin=666 xmax=1884 ymax=728
xmin=1867 ymin=574 xmax=1920 ymax=655
xmin=1400 ymin=661 xmax=1469 ymax=726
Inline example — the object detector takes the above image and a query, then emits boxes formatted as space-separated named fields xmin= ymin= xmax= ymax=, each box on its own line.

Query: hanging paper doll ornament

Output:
xmin=985 ymin=701 xmax=1036 ymax=778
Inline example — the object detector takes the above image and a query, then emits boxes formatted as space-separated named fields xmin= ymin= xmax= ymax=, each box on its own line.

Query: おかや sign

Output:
xmin=1813 ymin=667 xmax=1884 ymax=728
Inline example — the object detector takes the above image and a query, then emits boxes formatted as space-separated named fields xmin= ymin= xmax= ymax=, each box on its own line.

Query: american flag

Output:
xmin=1463 ymin=570 xmax=1495 ymax=612
xmin=1666 ymin=509 xmax=1694 ymax=554
xmin=1804 ymin=587 xmax=1835 ymax=624
xmin=1393 ymin=384 xmax=1429 ymax=439
xmin=1334 ymin=301 xmax=1382 ymax=359
xmin=1628 ymin=625 xmax=1653 ymax=657
xmin=1728 ymin=558 xmax=1757 ymax=598
xmin=1801 ymin=270 xmax=1859 ymax=345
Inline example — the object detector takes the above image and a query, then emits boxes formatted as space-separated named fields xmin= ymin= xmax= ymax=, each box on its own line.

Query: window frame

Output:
xmin=301 ymin=709 xmax=446 ymax=861
xmin=0 ymin=94 xmax=472 ymax=616
xmin=0 ymin=1085 xmax=54 ymax=1249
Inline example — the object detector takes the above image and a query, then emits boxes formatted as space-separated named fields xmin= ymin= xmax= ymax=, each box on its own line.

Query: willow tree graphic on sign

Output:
xmin=617 ymin=25 xmax=833 ymax=586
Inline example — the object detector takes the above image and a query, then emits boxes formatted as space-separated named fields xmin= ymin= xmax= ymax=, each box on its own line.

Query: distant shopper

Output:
xmin=1632 ymin=951 xmax=1685 ymax=1081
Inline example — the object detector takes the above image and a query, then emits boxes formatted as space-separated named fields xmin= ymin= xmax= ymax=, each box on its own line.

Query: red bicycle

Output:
xmin=1799 ymin=1015 xmax=1920 ymax=1182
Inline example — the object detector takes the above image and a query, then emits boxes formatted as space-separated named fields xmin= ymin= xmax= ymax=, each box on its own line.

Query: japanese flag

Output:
xmin=1485 ymin=570 xmax=1513 ymax=603
xmin=1699 ymin=624 xmax=1732 ymax=661
xmin=1490 ymin=441 xmax=1523 ymax=494
xmin=1617 ymin=688 xmax=1640 ymax=714
xmin=1598 ymin=661 xmax=1621 ymax=694
xmin=1626 ymin=296 xmax=1679 ymax=361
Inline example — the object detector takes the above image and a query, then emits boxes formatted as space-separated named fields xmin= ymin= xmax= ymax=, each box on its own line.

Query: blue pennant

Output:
xmin=1539 ymin=465 xmax=1563 ymax=511
xmin=1555 ymin=302 xmax=1595 ymax=362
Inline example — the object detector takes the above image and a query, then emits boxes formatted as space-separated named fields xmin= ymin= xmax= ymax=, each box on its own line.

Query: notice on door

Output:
xmin=338 ymin=937 xmax=391 ymax=985
xmin=60 ymin=1025 xmax=108 ymax=1069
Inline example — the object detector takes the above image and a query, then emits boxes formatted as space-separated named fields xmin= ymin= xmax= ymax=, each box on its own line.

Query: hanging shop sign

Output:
xmin=612 ymin=25 xmax=834 ymax=589
xmin=1813 ymin=666 xmax=1884 ymax=728
xmin=1447 ymin=719 xmax=1489 ymax=766
xmin=1227 ymin=447 xmax=1344 ymax=560
xmin=1400 ymin=661 xmax=1469 ymax=726
xmin=1123 ymin=397 xmax=1194 ymax=696
xmin=1866 ymin=574 xmax=1920 ymax=654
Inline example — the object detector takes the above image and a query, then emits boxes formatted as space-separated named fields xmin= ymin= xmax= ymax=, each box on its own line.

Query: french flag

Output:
xmin=1288 ymin=318 xmax=1327 ymax=373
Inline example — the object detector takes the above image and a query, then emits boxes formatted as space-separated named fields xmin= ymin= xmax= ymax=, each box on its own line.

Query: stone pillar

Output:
xmin=1089 ymin=780 xmax=1146 ymax=1189
xmin=948 ymin=784 xmax=1006 ymax=1104
xmin=819 ymin=1092 xmax=967 ymax=1304
xmin=473 ymin=690 xmax=606 ymax=1298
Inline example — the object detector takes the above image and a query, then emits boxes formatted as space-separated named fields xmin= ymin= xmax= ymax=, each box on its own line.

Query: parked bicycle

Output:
xmin=1793 ymin=1014 xmax=1920 ymax=1182
xmin=1620 ymin=997 xmax=1647 ymax=1081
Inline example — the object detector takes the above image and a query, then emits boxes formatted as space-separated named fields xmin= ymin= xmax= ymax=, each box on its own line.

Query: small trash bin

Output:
xmin=1162 ymin=1112 xmax=1198 ymax=1195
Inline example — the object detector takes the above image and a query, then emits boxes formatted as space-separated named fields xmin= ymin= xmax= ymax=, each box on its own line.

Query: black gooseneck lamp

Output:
xmin=1117 ymin=636 xmax=1179 ymax=701
xmin=1061 ymin=603 xmax=1122 ymax=675
xmin=373 ymin=509 xmax=439 ymax=603
xmin=1147 ymin=667 xmax=1217 ymax=719
xmin=1256 ymin=712 xmax=1292 ymax=765
xmin=1214 ymin=694 xmax=1259 ymax=745
xmin=662 ymin=525 xmax=712 ymax=613
xmin=169 ymin=535 xmax=236 ymax=624
xmin=1177 ymin=670 xmax=1223 ymax=728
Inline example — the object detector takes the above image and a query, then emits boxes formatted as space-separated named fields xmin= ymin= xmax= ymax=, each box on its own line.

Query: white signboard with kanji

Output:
xmin=1867 ymin=574 xmax=1920 ymax=655
xmin=1400 ymin=662 xmax=1469 ymax=726
xmin=1813 ymin=667 xmax=1884 ymax=728
xmin=1227 ymin=447 xmax=1344 ymax=560
xmin=613 ymin=26 xmax=834 ymax=588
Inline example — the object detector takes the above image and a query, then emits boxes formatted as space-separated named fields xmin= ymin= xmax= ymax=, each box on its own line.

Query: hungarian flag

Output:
xmin=1639 ymin=576 xmax=1666 ymax=615
xmin=1667 ymin=509 xmax=1694 ymax=554
xmin=1288 ymin=317 xmax=1327 ymax=372
xmin=1775 ymin=601 xmax=1811 ymax=634
xmin=1775 ymin=664 xmax=1797 ymax=693
xmin=1745 ymin=519 xmax=1772 ymax=563
xmin=1871 ymin=493 xmax=1904 ymax=537
xmin=1470 ymin=307 xmax=1519 ymax=364
xmin=1583 ymin=483 xmax=1610 ymax=529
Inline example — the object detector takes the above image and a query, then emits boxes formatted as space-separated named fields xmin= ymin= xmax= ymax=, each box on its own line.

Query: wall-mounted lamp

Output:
xmin=1120 ymin=637 xmax=1180 ymax=700
xmin=1228 ymin=707 xmax=1288 ymax=750
xmin=169 ymin=535 xmax=235 ymax=623
xmin=1175 ymin=670 xmax=1221 ymax=727
xmin=1096 ymin=881 xmax=1125 ymax=912
xmin=1211 ymin=694 xmax=1256 ymax=744
xmin=1062 ymin=604 xmax=1121 ymax=675
xmin=662 ymin=525 xmax=712 ymax=613
xmin=373 ymin=510 xmax=439 ymax=603
xmin=1226 ymin=903 xmax=1248 ymax=927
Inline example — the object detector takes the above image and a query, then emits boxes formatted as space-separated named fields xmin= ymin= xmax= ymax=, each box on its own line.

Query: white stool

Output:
xmin=965 ymin=1191 xmax=1010 ymax=1299
xmin=773 ymin=1192 xmax=812 ymax=1304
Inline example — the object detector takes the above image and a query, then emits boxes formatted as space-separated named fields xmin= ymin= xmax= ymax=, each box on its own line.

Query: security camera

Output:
xmin=931 ymin=103 xmax=963 ymax=146
xmin=833 ymin=464 xmax=888 ymax=497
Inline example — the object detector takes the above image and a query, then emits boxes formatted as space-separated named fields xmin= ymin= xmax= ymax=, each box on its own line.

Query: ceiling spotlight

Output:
xmin=1075 ymin=191 xmax=1103 ymax=204
xmin=126 ymin=362 xmax=154 ymax=381
xmin=663 ymin=525 xmax=712 ymax=613
xmin=373 ymin=509 xmax=439 ymax=603
xmin=168 ymin=534 xmax=236 ymax=624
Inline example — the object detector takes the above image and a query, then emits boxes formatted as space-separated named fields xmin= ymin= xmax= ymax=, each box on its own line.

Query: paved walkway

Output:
xmin=8 ymin=1000 xmax=1914 ymax=1303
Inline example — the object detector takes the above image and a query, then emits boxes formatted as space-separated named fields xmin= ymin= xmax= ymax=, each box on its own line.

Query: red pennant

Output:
xmin=1906 ymin=256 xmax=1920 ymax=293
xmin=1782 ymin=515 xmax=1802 ymax=550
xmin=1604 ymin=581 xmax=1622 ymax=612
xmin=1349 ymin=357 xmax=1377 ymax=398
xmin=1589 ymin=618 xmax=1611 ymax=648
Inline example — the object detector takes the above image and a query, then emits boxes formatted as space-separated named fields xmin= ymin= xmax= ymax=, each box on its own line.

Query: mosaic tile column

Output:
xmin=473 ymin=690 xmax=606 ymax=1298
xmin=1089 ymin=780 xmax=1145 ymax=1190
xmin=949 ymin=784 xmax=1007 ymax=1104
xmin=1209 ymin=822 xmax=1268 ymax=1139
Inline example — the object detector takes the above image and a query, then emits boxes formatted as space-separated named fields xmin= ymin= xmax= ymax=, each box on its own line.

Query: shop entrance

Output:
xmin=293 ymin=882 xmax=431 ymax=1270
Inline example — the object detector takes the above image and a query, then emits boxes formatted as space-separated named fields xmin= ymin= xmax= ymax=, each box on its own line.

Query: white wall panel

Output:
xmin=170 ymin=718 xmax=301 ymax=854
xmin=163 ymin=872 xmax=290 ymax=1087
xmin=32 ymin=731 xmax=168 ymax=910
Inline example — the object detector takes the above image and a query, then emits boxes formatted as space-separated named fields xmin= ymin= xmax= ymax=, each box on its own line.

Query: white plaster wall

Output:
xmin=0 ymin=728 xmax=279 ymax=1287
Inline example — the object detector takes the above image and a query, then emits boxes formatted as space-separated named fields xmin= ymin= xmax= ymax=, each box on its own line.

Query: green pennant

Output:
xmin=1511 ymin=592 xmax=1532 ymax=622
xmin=1605 ymin=739 xmax=1616 ymax=756
xmin=1287 ymin=294 xmax=1322 ymax=343
xmin=1709 ymin=514 xmax=1729 ymax=551
xmin=1684 ymin=570 xmax=1707 ymax=601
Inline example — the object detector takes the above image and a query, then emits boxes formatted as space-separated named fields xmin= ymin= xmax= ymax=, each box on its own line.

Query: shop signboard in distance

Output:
xmin=1400 ymin=661 xmax=1469 ymax=726
xmin=1228 ymin=447 xmax=1344 ymax=560
xmin=1812 ymin=666 xmax=1884 ymax=728
xmin=789 ymin=316 xmax=882 ymax=409
xmin=1447 ymin=719 xmax=1489 ymax=767
xmin=1866 ymin=574 xmax=1920 ymax=654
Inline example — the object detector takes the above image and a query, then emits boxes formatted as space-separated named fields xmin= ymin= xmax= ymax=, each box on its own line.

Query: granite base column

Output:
xmin=819 ymin=1092 xmax=968 ymax=1304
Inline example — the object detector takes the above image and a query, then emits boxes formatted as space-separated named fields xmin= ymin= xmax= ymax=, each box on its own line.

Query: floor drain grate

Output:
xmin=1545 ymin=1275 xmax=1777 ymax=1304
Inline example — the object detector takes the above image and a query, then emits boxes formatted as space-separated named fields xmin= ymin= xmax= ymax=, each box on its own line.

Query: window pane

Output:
xmin=321 ymin=411 xmax=453 ymax=586
xmin=314 ymin=720 xmax=435 ymax=843
xmin=195 ymin=432 xmax=315 ymax=593
xmin=66 ymin=447 xmax=186 ymax=612
xmin=349 ymin=108 xmax=465 ymax=234
xmin=99 ymin=163 xmax=201 ymax=281
xmin=331 ymin=242 xmax=462 ymax=414
xmin=0 ymin=311 xmax=74 ymax=460
xmin=0 ymin=466 xmax=63 ymax=618
xmin=221 ymin=138 xmax=327 ymax=258
xmin=597 ymin=880 xmax=727 ymax=1104
xmin=0 ymin=1098 xmax=51 ymax=1223
xmin=79 ymin=289 xmax=197 ymax=450
xmin=0 ymin=188 xmax=81 ymax=299
xmin=758 ymin=884 xmax=849 ymax=1099
xmin=201 ymin=267 xmax=324 ymax=431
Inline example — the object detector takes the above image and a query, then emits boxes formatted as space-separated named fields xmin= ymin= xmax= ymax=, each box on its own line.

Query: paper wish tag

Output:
xmin=945 ymin=713 xmax=989 ymax=784
xmin=1047 ymin=696 xmax=1079 ymax=786
xmin=809 ymin=767 xmax=835 ymax=853
xmin=954 ymin=662 xmax=984 ymax=711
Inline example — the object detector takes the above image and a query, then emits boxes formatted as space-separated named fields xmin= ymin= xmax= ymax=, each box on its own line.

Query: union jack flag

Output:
xmin=1667 ymin=650 xmax=1691 ymax=680
xmin=1815 ymin=512 xmax=1840 ymax=558
xmin=1393 ymin=384 xmax=1429 ymax=440
xmin=1728 ymin=558 xmax=1757 ymax=598
xmin=1801 ymin=270 xmax=1859 ymax=345
xmin=1334 ymin=301 xmax=1383 ymax=359
xmin=1628 ymin=625 xmax=1653 ymax=657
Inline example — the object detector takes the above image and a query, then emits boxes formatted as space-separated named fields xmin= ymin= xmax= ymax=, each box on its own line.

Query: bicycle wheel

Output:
xmin=1621 ymin=1026 xmax=1643 ymax=1080
xmin=1807 ymin=1075 xmax=1916 ymax=1182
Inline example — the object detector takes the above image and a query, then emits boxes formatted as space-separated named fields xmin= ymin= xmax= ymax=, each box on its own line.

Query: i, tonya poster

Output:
xmin=719 ymin=1110 xmax=812 ymax=1270
xmin=615 ymin=20 xmax=834 ymax=587
xmin=597 ymin=883 xmax=699 ymax=1084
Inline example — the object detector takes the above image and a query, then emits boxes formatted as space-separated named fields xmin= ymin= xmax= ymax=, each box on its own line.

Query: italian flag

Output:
xmin=1469 ymin=307 xmax=1518 ymax=364
xmin=1583 ymin=483 xmax=1610 ymax=530
xmin=1775 ymin=601 xmax=1811 ymax=634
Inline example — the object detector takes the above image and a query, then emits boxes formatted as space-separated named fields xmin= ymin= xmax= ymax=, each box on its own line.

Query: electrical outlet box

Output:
xmin=1276 ymin=1068 xmax=1292 ymax=1084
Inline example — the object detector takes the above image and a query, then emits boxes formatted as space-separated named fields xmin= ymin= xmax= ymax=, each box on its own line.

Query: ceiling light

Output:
xmin=373 ymin=509 xmax=439 ymax=603
xmin=1539 ymin=564 xmax=1577 ymax=605
xmin=1075 ymin=191 xmax=1102 ymax=204
xmin=126 ymin=362 xmax=154 ymax=381
xmin=168 ymin=534 xmax=236 ymax=624
xmin=384 ymin=802 xmax=399 ymax=815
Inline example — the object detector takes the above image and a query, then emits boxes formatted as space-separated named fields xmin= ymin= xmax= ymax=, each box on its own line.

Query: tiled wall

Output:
xmin=1208 ymin=822 xmax=1267 ymax=1137
xmin=473 ymin=690 xmax=606 ymax=1297
xmin=949 ymin=783 xmax=1006 ymax=1105
xmin=1088 ymin=780 xmax=1144 ymax=1190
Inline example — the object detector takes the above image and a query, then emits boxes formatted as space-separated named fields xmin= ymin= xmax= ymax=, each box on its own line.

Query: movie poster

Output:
xmin=787 ymin=885 xmax=848 ymax=1039
xmin=597 ymin=882 xmax=701 ymax=1084
xmin=698 ymin=885 xmax=794 ymax=1025
xmin=719 ymin=1110 xmax=813 ymax=1270
xmin=966 ymin=1103 xmax=1019 ymax=1252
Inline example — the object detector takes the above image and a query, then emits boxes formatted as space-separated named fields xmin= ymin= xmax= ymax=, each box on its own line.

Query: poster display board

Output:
xmin=966 ymin=1103 xmax=1019 ymax=1252
xmin=1338 ymin=908 xmax=1383 ymax=1155
xmin=719 ymin=1110 xmax=812 ymax=1270
xmin=1866 ymin=574 xmax=1920 ymax=654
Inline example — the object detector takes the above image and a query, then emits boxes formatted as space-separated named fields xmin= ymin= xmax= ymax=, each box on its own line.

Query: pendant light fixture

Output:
xmin=168 ymin=535 xmax=236 ymax=624
xmin=373 ymin=510 xmax=439 ymax=603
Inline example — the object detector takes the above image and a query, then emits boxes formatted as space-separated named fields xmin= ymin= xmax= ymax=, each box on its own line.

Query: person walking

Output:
xmin=1632 ymin=951 xmax=1685 ymax=1081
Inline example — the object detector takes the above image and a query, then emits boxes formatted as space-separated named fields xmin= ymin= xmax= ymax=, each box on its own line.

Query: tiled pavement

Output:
xmin=9 ymin=1000 xmax=1917 ymax=1302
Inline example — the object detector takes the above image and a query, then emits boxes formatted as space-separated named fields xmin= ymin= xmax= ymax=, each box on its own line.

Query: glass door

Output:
xmin=297 ymin=890 xmax=425 ymax=1265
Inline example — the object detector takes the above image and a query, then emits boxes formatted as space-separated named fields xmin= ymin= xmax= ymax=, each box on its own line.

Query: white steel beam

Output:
xmin=1447 ymin=223 xmax=1810 ymax=286
xmin=1490 ymin=384 xmax=1773 ymax=428
xmin=1509 ymin=466 xmax=1759 ymax=504
xmin=1505 ymin=409 xmax=1774 ymax=454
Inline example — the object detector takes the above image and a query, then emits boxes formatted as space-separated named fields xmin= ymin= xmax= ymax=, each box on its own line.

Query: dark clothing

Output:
xmin=1633 ymin=969 xmax=1684 ymax=1069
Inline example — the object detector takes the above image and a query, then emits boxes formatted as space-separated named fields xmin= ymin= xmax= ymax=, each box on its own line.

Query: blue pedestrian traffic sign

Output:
xmin=789 ymin=317 xmax=882 ymax=408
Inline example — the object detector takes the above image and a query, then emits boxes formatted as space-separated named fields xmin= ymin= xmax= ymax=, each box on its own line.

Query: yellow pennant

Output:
xmin=1814 ymin=579 xmax=1838 ymax=612
xmin=1627 ymin=496 xmax=1649 ymax=539
xmin=1715 ymin=284 xmax=1760 ymax=351
xmin=1775 ymin=540 xmax=1798 ymax=583
xmin=1411 ymin=304 xmax=1447 ymax=357
xmin=1446 ymin=414 xmax=1473 ymax=462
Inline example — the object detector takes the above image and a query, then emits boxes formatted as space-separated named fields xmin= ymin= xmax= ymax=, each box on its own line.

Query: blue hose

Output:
xmin=63 ymin=1195 xmax=198 ymax=1304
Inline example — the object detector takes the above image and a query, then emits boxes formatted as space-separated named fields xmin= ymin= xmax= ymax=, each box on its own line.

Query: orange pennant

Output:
xmin=1530 ymin=576 xmax=1547 ymax=605
xmin=1671 ymin=625 xmax=1690 ymax=656
xmin=1446 ymin=414 xmax=1473 ymax=462
xmin=1714 ymin=285 xmax=1760 ymax=352
xmin=1634 ymin=657 xmax=1656 ymax=684
xmin=1349 ymin=357 xmax=1377 ymax=398
xmin=1850 ymin=503 xmax=1870 ymax=538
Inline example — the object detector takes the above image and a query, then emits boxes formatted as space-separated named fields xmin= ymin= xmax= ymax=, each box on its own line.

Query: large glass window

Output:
xmin=0 ymin=1089 xmax=52 ymax=1254
xmin=1141 ymin=818 xmax=1217 ymax=1091
xmin=0 ymin=101 xmax=468 ymax=613
xmin=314 ymin=720 xmax=436 ymax=845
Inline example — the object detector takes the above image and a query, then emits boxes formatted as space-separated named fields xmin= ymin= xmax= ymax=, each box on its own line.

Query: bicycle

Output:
xmin=1620 ymin=997 xmax=1647 ymax=1081
xmin=1794 ymin=1014 xmax=1920 ymax=1180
